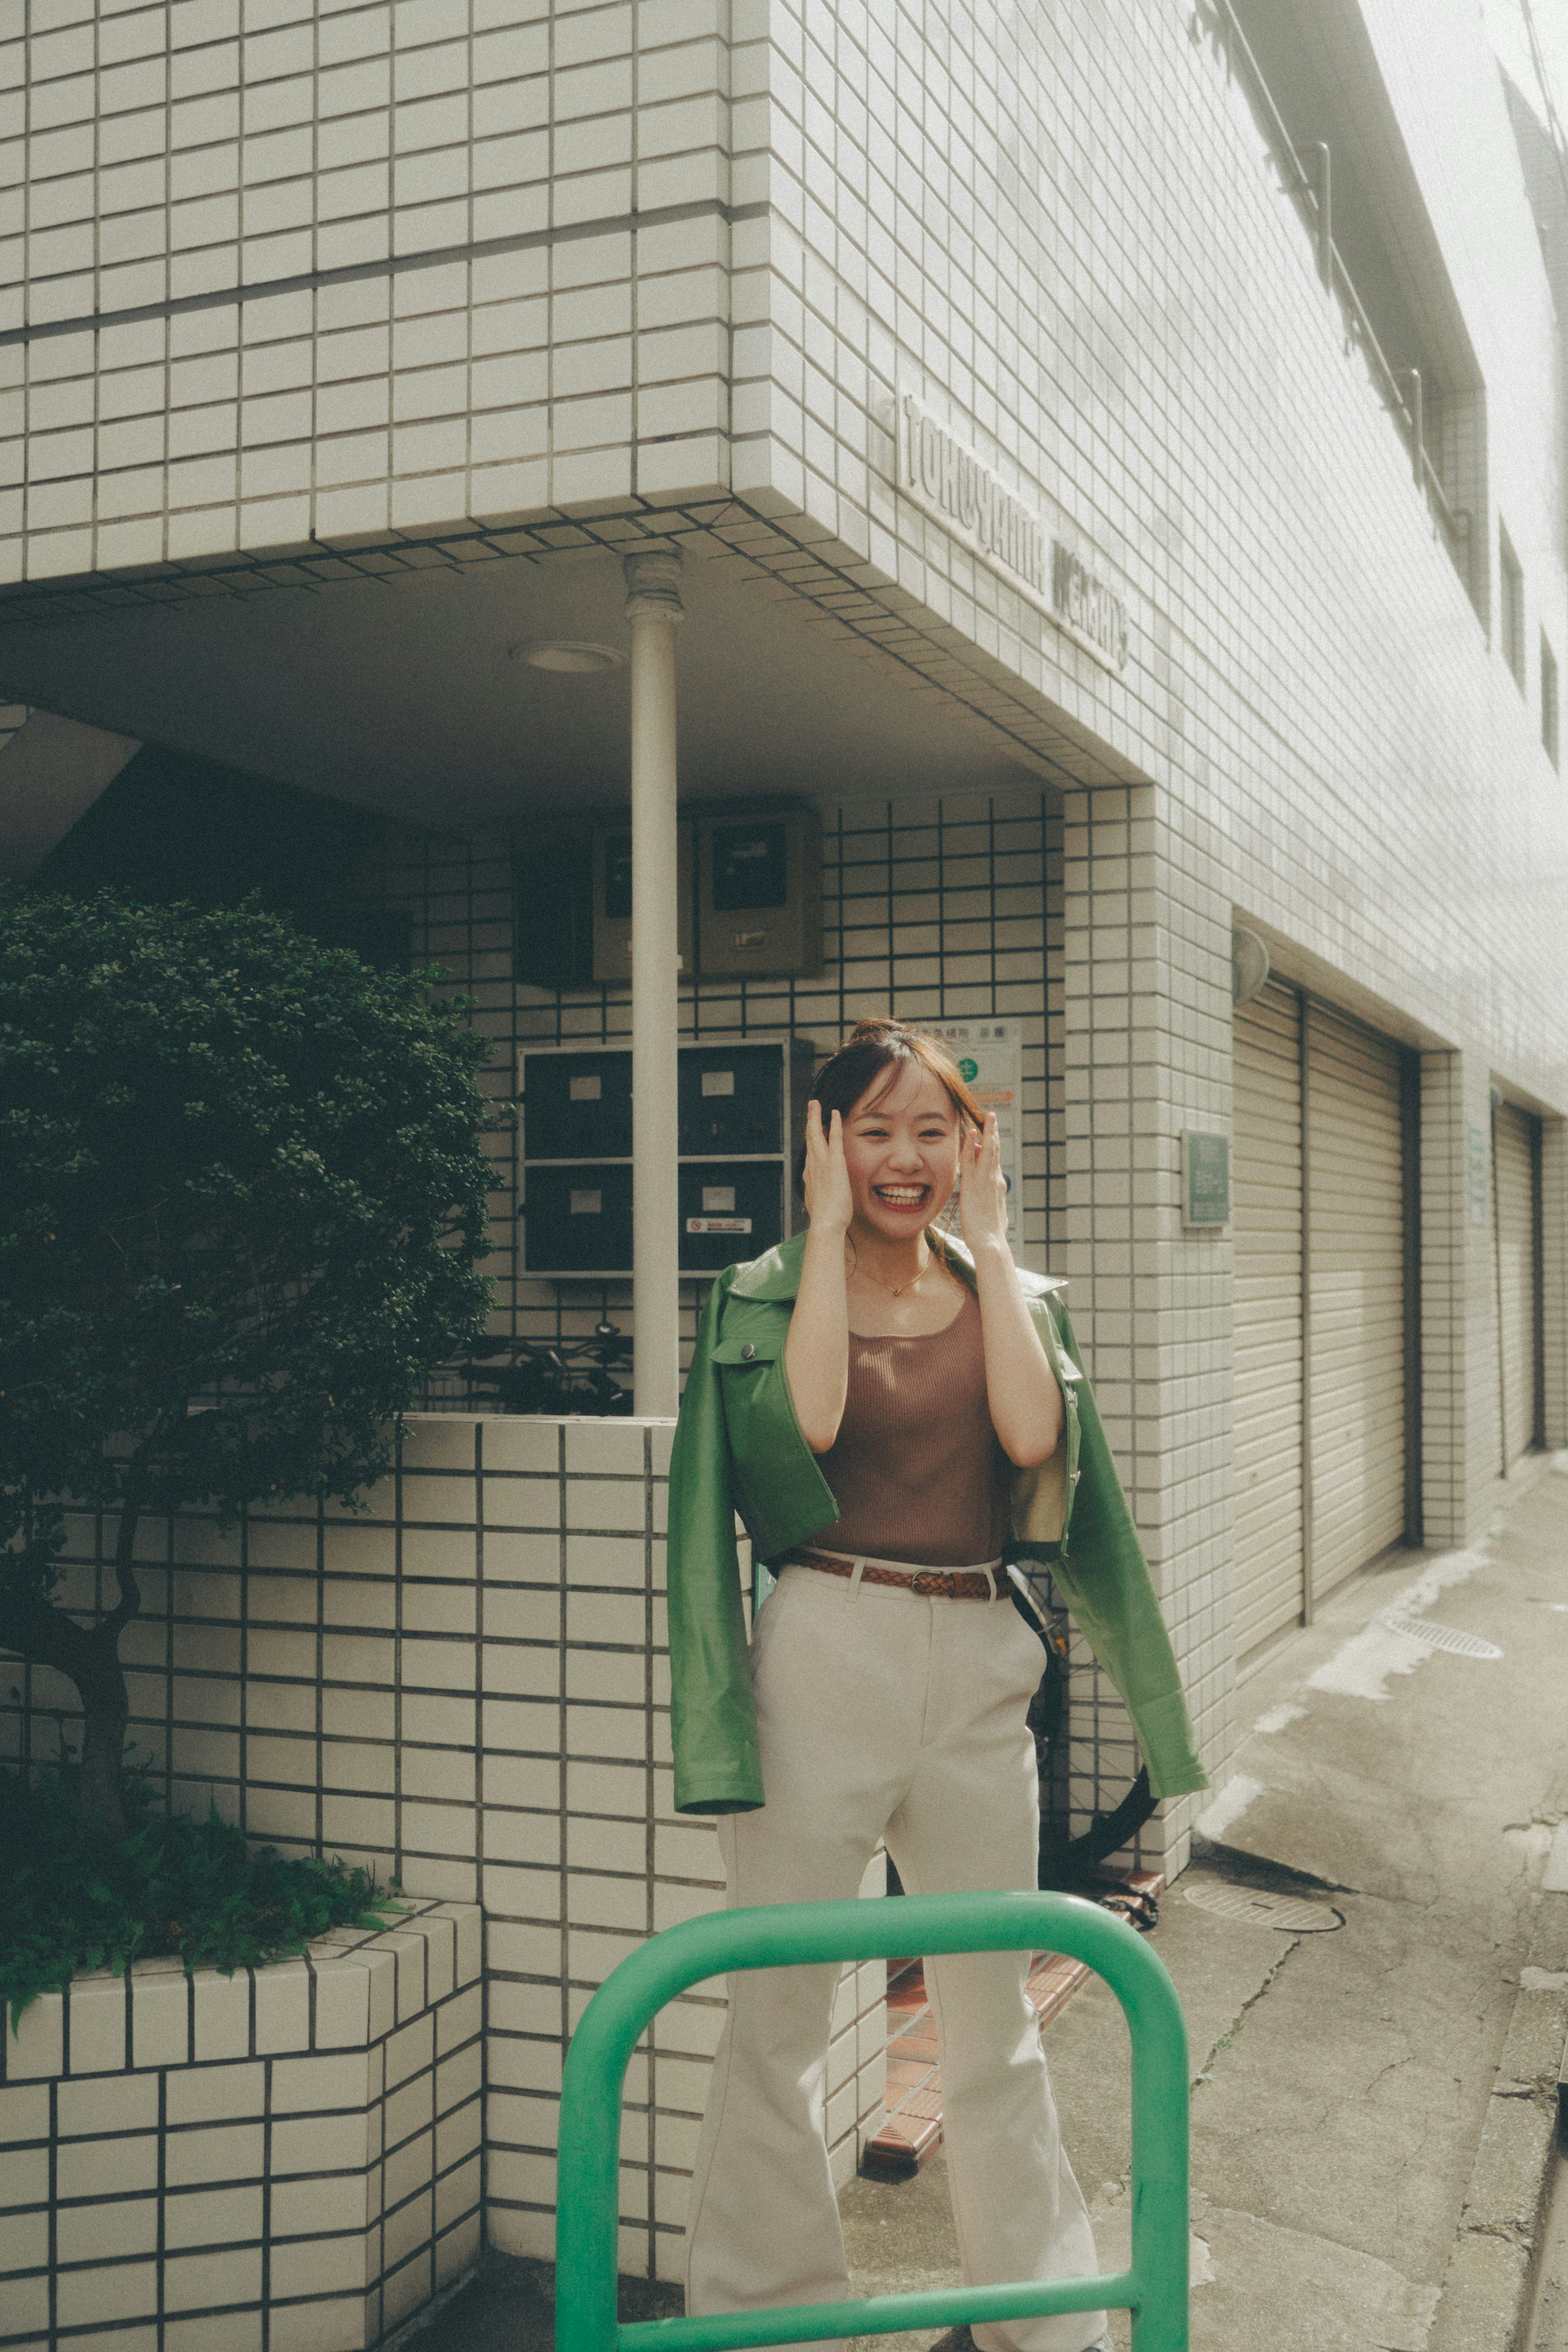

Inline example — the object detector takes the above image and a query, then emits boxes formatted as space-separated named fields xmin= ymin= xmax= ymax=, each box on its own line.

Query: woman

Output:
xmin=666 ymin=1019 xmax=1206 ymax=2352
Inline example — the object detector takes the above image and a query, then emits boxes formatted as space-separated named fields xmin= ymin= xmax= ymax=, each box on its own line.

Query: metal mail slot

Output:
xmin=678 ymin=1043 xmax=785 ymax=1155
xmin=679 ymin=1162 xmax=784 ymax=1272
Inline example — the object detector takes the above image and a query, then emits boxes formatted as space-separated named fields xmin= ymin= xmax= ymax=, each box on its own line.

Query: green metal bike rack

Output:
xmin=555 ymin=1887 xmax=1190 ymax=2352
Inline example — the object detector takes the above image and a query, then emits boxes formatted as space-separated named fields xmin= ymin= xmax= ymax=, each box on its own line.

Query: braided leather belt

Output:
xmin=783 ymin=1549 xmax=1002 ymax=1601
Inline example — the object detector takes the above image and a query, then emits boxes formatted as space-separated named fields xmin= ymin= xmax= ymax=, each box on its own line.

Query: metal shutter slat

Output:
xmin=1494 ymin=1103 xmax=1540 ymax=1468
xmin=1307 ymin=1003 xmax=1406 ymax=1602
xmin=1232 ymin=981 xmax=1305 ymax=1658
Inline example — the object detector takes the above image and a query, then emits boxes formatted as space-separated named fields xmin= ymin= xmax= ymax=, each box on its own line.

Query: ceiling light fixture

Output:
xmin=511 ymin=640 xmax=625 ymax=674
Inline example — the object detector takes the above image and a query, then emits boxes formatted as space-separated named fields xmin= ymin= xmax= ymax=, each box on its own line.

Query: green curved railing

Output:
xmin=555 ymin=1888 xmax=1190 ymax=2352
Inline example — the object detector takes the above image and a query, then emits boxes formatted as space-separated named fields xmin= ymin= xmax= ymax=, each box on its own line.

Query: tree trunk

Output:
xmin=74 ymin=1637 xmax=133 ymax=1835
xmin=0 ymin=1486 xmax=145 ymax=1833
xmin=75 ymin=1489 xmax=144 ymax=1833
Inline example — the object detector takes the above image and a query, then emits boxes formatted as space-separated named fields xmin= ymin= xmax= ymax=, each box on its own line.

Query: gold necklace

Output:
xmin=851 ymin=1249 xmax=940 ymax=1298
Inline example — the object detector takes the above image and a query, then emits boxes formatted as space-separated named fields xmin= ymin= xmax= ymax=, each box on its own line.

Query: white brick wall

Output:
xmin=0 ymin=1901 xmax=482 ymax=2352
xmin=0 ymin=0 xmax=742 ymax=571
xmin=0 ymin=1418 xmax=888 ymax=2287
xmin=0 ymin=0 xmax=1565 ymax=1946
xmin=353 ymin=779 xmax=1058 ymax=1343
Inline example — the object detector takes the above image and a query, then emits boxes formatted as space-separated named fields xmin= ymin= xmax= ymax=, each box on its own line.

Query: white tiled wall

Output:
xmin=352 ymin=783 xmax=1145 ymax=1843
xmin=0 ymin=1901 xmax=482 ymax=2352
xmin=0 ymin=0 xmax=740 ymax=574
xmin=0 ymin=1418 xmax=888 ymax=2287
xmin=1051 ymin=785 xmax=1236 ymax=1871
xmin=354 ymin=779 xmax=1057 ymax=1355
xmin=1 ymin=0 xmax=1565 ymax=1951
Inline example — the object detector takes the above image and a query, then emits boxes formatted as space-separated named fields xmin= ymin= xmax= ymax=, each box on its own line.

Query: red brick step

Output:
xmin=860 ymin=1871 xmax=1164 ymax=2182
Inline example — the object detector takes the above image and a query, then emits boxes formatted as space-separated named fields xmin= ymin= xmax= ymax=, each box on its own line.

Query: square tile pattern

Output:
xmin=0 ymin=0 xmax=1566 ymax=2310
xmin=0 ymin=1902 xmax=481 ymax=2352
xmin=0 ymin=1421 xmax=889 ymax=2290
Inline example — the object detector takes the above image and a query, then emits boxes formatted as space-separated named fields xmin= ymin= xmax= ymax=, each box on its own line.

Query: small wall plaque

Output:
xmin=1469 ymin=1123 xmax=1489 ymax=1225
xmin=1182 ymin=1131 xmax=1230 ymax=1228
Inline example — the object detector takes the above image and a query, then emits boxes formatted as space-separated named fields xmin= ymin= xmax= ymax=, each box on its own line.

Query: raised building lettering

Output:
xmin=899 ymin=392 xmax=1128 ymax=672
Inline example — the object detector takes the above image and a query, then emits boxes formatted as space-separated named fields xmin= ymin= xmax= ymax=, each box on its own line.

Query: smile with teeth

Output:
xmin=874 ymin=1184 xmax=929 ymax=1205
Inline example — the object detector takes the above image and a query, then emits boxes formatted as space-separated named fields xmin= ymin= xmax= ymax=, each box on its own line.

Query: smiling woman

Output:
xmin=664 ymin=1017 xmax=1205 ymax=2352
xmin=784 ymin=1020 xmax=1063 ymax=1469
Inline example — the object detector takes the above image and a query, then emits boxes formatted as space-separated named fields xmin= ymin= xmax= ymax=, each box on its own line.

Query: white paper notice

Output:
xmin=917 ymin=1019 xmax=1024 ymax=1244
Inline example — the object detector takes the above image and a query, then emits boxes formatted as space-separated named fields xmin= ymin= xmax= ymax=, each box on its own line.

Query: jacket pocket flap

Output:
xmin=711 ymin=1333 xmax=784 ymax=1365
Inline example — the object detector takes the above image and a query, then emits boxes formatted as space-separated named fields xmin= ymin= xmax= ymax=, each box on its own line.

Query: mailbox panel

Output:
xmin=524 ymin=1163 xmax=634 ymax=1275
xmin=677 ymin=1042 xmax=786 ymax=1156
xmin=679 ymin=1162 xmax=786 ymax=1272
xmin=517 ymin=1033 xmax=814 ymax=1280
xmin=522 ymin=1049 xmax=633 ymax=1160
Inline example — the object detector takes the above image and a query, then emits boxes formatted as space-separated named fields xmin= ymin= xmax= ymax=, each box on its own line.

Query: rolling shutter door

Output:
xmin=1306 ymin=1003 xmax=1408 ymax=1602
xmin=1494 ymin=1103 xmax=1541 ymax=1468
xmin=1232 ymin=982 xmax=1305 ymax=1658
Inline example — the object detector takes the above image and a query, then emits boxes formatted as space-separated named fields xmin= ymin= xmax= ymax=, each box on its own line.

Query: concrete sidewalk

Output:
xmin=414 ymin=1455 xmax=1568 ymax=2352
xmin=842 ymin=1452 xmax=1568 ymax=2352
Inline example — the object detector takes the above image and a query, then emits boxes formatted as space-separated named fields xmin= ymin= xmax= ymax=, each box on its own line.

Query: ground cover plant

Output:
xmin=0 ymin=887 xmax=503 ymax=1833
xmin=0 ymin=1761 xmax=403 ymax=2028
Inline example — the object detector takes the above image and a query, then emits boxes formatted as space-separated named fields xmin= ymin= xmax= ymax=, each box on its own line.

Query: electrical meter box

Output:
xmin=519 ymin=1034 xmax=816 ymax=1277
xmin=592 ymin=820 xmax=693 ymax=985
xmin=696 ymin=807 xmax=822 ymax=979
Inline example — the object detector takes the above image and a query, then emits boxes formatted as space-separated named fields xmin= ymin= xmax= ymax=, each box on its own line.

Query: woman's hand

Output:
xmin=958 ymin=1112 xmax=1010 ymax=1257
xmin=963 ymin=1112 xmax=1061 ymax=1465
xmin=801 ymin=1099 xmax=854 ymax=1234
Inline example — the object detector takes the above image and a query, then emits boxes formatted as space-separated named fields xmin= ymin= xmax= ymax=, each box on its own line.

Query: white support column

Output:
xmin=624 ymin=548 xmax=684 ymax=1417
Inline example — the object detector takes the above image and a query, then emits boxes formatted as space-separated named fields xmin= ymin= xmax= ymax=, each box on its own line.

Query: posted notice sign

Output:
xmin=918 ymin=1020 xmax=1024 ymax=1244
xmin=1182 ymin=1130 xmax=1231 ymax=1228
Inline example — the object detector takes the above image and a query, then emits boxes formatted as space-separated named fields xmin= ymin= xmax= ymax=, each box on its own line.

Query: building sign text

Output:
xmin=899 ymin=394 xmax=1130 ymax=673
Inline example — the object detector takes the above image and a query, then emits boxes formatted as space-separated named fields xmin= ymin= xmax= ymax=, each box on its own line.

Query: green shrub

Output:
xmin=0 ymin=887 xmax=502 ymax=1832
xmin=0 ymin=1763 xmax=404 ymax=2029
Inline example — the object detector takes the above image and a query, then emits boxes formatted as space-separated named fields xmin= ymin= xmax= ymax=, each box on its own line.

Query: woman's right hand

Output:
xmin=801 ymin=1100 xmax=854 ymax=1234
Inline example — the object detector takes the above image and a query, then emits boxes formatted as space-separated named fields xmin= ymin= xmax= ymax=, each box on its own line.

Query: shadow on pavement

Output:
xmin=396 ymin=2255 xmax=681 ymax=2352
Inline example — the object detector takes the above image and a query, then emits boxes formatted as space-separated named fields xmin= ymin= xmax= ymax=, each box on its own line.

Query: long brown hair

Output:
xmin=795 ymin=1019 xmax=984 ymax=1194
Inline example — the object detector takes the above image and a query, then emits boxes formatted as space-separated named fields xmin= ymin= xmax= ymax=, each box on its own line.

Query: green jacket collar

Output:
xmin=727 ymin=1226 xmax=1066 ymax=1303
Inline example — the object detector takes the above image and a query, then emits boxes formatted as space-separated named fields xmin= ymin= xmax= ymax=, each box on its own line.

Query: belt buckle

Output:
xmin=909 ymin=1569 xmax=949 ymax=1598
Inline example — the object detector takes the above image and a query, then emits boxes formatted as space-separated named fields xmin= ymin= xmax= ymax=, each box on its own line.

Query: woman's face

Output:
xmin=840 ymin=1061 xmax=965 ymax=1243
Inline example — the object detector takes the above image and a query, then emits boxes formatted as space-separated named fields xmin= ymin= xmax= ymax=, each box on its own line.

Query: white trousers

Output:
xmin=683 ymin=1565 xmax=1107 ymax=2352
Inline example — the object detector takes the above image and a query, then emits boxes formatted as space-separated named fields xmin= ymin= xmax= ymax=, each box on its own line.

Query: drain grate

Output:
xmin=1183 ymin=1878 xmax=1344 ymax=1932
xmin=1382 ymin=1614 xmax=1503 ymax=1660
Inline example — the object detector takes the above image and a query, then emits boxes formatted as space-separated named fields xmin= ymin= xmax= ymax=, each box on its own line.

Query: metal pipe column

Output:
xmin=623 ymin=548 xmax=684 ymax=1418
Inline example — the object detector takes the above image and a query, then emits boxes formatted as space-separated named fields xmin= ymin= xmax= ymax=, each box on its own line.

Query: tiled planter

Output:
xmin=0 ymin=1899 xmax=481 ymax=2352
xmin=1 ymin=1415 xmax=891 ymax=2285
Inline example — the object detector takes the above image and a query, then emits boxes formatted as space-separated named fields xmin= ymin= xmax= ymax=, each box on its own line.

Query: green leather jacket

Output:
xmin=666 ymin=1230 xmax=1208 ymax=1815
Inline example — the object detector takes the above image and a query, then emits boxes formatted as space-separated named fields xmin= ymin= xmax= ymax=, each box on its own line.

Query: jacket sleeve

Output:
xmin=1048 ymin=1302 xmax=1209 ymax=1800
xmin=665 ymin=1271 xmax=766 ymax=1815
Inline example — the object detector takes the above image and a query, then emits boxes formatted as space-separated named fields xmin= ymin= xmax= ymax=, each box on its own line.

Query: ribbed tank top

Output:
xmin=815 ymin=1286 xmax=1012 ymax=1568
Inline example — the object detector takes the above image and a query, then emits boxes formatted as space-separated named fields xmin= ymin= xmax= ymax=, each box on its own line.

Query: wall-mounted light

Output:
xmin=510 ymin=640 xmax=625 ymax=674
xmin=1232 ymin=925 xmax=1270 ymax=1006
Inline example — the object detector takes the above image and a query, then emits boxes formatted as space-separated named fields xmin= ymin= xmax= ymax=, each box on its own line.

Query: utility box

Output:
xmin=592 ymin=820 xmax=694 ymax=984
xmin=520 ymin=1048 xmax=633 ymax=1160
xmin=519 ymin=1034 xmax=816 ymax=1277
xmin=678 ymin=1042 xmax=791 ymax=1155
xmin=512 ymin=817 xmax=597 ymax=990
xmin=696 ymin=807 xmax=822 ymax=979
xmin=522 ymin=1163 xmax=635 ymax=1277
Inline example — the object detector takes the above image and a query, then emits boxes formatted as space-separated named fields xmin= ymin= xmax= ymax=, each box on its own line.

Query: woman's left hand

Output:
xmin=958 ymin=1112 xmax=1010 ymax=1255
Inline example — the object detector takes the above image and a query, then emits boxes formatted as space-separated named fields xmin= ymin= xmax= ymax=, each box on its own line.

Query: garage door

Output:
xmin=1232 ymin=982 xmax=1306 ymax=1656
xmin=1305 ymin=1002 xmax=1409 ymax=1602
xmin=1493 ymin=1101 xmax=1541 ymax=1469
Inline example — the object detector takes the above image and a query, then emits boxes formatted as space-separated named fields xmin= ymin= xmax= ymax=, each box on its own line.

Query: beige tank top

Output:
xmin=815 ymin=1286 xmax=1013 ymax=1568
